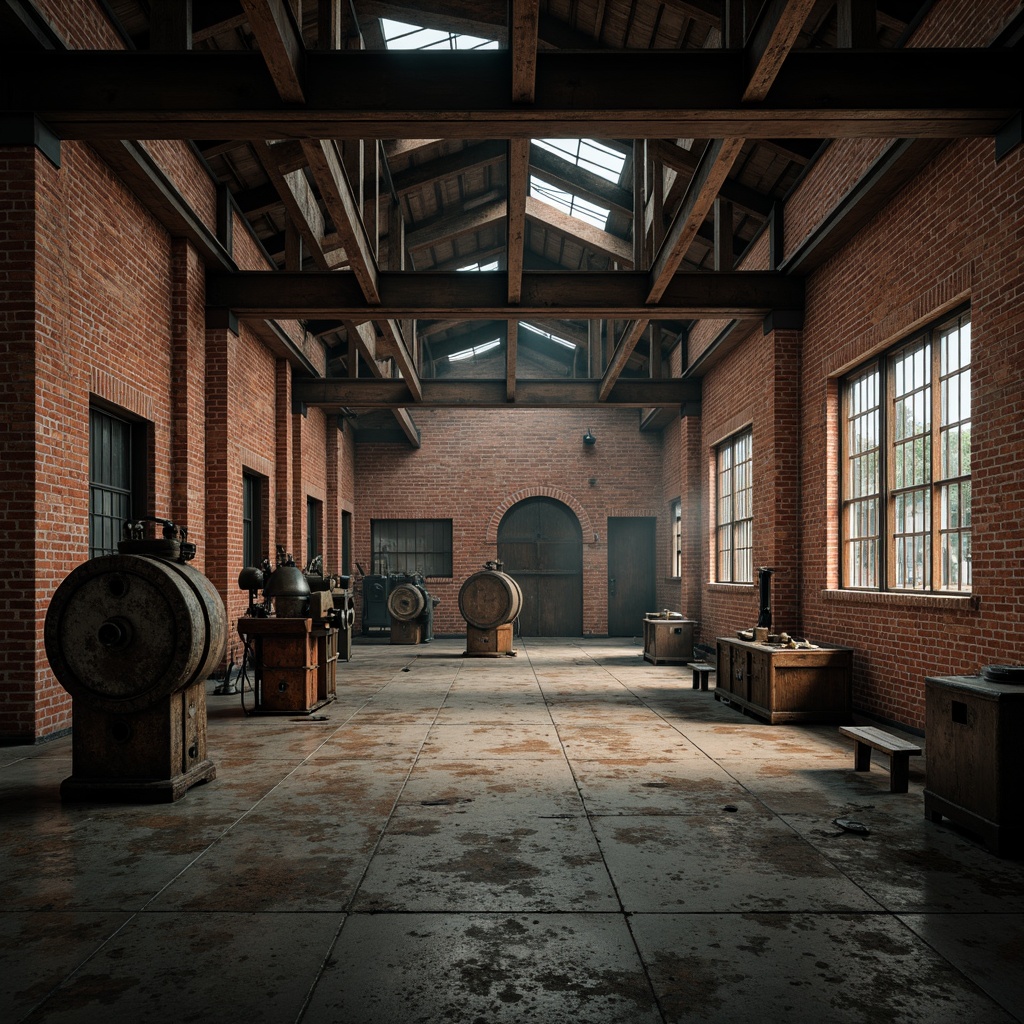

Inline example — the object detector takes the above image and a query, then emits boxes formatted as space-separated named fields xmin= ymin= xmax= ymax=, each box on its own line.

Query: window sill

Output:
xmin=823 ymin=589 xmax=980 ymax=612
xmin=707 ymin=582 xmax=754 ymax=592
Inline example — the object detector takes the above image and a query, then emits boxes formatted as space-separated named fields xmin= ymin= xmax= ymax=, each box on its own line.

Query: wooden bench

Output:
xmin=689 ymin=661 xmax=715 ymax=691
xmin=839 ymin=725 xmax=922 ymax=793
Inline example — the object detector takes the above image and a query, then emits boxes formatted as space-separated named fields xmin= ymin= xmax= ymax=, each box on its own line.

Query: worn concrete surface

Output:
xmin=2 ymin=637 xmax=1022 ymax=1023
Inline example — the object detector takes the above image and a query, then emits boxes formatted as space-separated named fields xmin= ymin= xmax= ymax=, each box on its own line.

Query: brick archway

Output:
xmin=485 ymin=487 xmax=594 ymax=544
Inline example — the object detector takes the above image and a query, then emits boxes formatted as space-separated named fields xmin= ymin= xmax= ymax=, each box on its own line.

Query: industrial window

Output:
xmin=306 ymin=497 xmax=323 ymax=569
xmin=671 ymin=499 xmax=683 ymax=578
xmin=716 ymin=429 xmax=753 ymax=583
xmin=371 ymin=519 xmax=453 ymax=578
xmin=242 ymin=471 xmax=265 ymax=569
xmin=89 ymin=406 xmax=144 ymax=559
xmin=841 ymin=308 xmax=971 ymax=592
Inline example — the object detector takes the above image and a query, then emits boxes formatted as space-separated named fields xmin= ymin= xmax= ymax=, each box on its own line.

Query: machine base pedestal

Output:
xmin=60 ymin=759 xmax=217 ymax=804
xmin=464 ymin=623 xmax=516 ymax=657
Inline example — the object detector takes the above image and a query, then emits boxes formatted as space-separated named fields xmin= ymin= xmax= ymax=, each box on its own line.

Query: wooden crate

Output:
xmin=391 ymin=619 xmax=423 ymax=644
xmin=715 ymin=637 xmax=852 ymax=723
xmin=925 ymin=674 xmax=1024 ymax=856
xmin=466 ymin=623 xmax=515 ymax=656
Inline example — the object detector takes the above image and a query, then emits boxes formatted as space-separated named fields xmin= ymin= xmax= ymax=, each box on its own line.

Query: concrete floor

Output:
xmin=3 ymin=636 xmax=1023 ymax=1024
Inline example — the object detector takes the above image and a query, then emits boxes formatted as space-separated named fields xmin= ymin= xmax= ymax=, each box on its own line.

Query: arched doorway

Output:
xmin=497 ymin=498 xmax=583 ymax=636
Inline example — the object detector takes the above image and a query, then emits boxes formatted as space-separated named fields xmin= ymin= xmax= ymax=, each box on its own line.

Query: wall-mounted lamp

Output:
xmin=582 ymin=428 xmax=596 ymax=446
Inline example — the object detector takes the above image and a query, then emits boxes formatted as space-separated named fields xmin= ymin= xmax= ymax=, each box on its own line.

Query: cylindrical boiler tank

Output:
xmin=459 ymin=568 xmax=523 ymax=630
xmin=44 ymin=552 xmax=228 ymax=714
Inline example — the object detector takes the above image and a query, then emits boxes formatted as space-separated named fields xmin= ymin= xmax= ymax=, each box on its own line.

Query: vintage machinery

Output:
xmin=43 ymin=517 xmax=226 ymax=802
xmin=642 ymin=612 xmax=696 ymax=664
xmin=386 ymin=576 xmax=439 ymax=644
xmin=458 ymin=561 xmax=522 ymax=656
xmin=235 ymin=552 xmax=350 ymax=714
xmin=361 ymin=570 xmax=425 ymax=634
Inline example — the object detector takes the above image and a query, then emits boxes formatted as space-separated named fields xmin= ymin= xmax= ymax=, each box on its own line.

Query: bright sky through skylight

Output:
xmin=381 ymin=18 xmax=498 ymax=50
xmin=533 ymin=139 xmax=626 ymax=183
xmin=456 ymin=260 xmax=500 ymax=271
xmin=522 ymin=323 xmax=576 ymax=350
xmin=449 ymin=338 xmax=501 ymax=362
xmin=530 ymin=176 xmax=611 ymax=230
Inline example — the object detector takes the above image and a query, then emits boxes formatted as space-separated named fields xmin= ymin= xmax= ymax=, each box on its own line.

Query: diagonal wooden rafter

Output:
xmin=242 ymin=0 xmax=423 ymax=413
xmin=238 ymin=0 xmax=305 ymax=103
xmin=599 ymin=0 xmax=818 ymax=401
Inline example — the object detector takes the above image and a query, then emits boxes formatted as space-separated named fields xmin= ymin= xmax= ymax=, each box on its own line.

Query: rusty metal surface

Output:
xmin=3 ymin=638 xmax=1024 ymax=1023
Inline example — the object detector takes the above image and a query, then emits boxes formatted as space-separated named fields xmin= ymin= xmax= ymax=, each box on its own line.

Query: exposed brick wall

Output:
xmin=354 ymin=407 xmax=664 ymax=636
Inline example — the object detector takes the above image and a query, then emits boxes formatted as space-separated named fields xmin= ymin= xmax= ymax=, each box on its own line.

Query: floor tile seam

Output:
xmin=339 ymin=657 xmax=467 ymax=918
xmin=294 ymin=657 xmax=468 ymax=1024
xmin=130 ymin=659 xmax=449 ymax=919
xmin=519 ymin=638 xmax=650 ymax=933
xmin=548 ymin=654 xmax=896 ymax=917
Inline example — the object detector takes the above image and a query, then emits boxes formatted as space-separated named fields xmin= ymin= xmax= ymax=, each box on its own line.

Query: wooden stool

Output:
xmin=689 ymin=661 xmax=715 ymax=691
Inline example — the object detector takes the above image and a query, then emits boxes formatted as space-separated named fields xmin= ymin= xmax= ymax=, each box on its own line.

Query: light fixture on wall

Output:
xmin=582 ymin=428 xmax=596 ymax=446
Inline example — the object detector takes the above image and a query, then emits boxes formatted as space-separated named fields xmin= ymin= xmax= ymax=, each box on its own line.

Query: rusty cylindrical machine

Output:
xmin=44 ymin=519 xmax=227 ymax=802
xmin=387 ymin=576 xmax=438 ymax=644
xmin=459 ymin=561 xmax=522 ymax=656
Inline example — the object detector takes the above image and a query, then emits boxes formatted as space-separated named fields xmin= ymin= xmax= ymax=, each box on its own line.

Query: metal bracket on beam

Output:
xmin=0 ymin=114 xmax=60 ymax=167
xmin=205 ymin=307 xmax=238 ymax=334
xmin=763 ymin=309 xmax=805 ymax=334
xmin=291 ymin=395 xmax=307 ymax=417
xmin=996 ymin=111 xmax=1022 ymax=161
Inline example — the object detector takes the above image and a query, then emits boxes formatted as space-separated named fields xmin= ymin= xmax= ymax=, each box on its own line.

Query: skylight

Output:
xmin=449 ymin=338 xmax=501 ymax=362
xmin=530 ymin=176 xmax=611 ymax=230
xmin=533 ymin=139 xmax=626 ymax=183
xmin=456 ymin=259 xmax=500 ymax=272
xmin=522 ymin=323 xmax=576 ymax=350
xmin=381 ymin=18 xmax=498 ymax=50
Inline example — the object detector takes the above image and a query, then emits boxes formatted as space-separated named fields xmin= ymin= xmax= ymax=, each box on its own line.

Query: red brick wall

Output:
xmin=354 ymin=407 xmax=665 ymax=635
xmin=794 ymin=135 xmax=1024 ymax=729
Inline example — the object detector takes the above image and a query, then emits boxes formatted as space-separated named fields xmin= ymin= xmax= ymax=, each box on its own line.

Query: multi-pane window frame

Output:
xmin=306 ymin=496 xmax=323 ymax=569
xmin=371 ymin=519 xmax=454 ymax=579
xmin=89 ymin=404 xmax=147 ymax=559
xmin=242 ymin=470 xmax=265 ymax=570
xmin=715 ymin=428 xmax=753 ymax=584
xmin=670 ymin=498 xmax=683 ymax=578
xmin=840 ymin=307 xmax=971 ymax=593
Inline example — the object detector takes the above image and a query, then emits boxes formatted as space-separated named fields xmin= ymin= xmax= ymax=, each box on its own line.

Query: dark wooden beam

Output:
xmin=206 ymin=269 xmax=805 ymax=319
xmin=293 ymin=376 xmax=702 ymax=409
xmin=239 ymin=0 xmax=305 ymax=103
xmin=7 ymin=50 xmax=1017 ymax=139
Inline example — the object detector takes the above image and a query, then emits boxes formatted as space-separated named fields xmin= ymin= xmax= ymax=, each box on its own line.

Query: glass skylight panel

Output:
xmin=382 ymin=18 xmax=498 ymax=50
xmin=533 ymin=139 xmax=626 ymax=183
xmin=522 ymin=323 xmax=576 ymax=350
xmin=456 ymin=260 xmax=500 ymax=271
xmin=530 ymin=176 xmax=611 ymax=229
xmin=449 ymin=338 xmax=501 ymax=362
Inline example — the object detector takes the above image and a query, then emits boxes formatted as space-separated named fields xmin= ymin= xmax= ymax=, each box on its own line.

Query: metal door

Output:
xmin=607 ymin=517 xmax=656 ymax=636
xmin=497 ymin=498 xmax=583 ymax=636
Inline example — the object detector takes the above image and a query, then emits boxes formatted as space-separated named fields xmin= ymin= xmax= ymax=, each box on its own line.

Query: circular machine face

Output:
xmin=388 ymin=583 xmax=425 ymax=621
xmin=45 ymin=555 xmax=202 ymax=712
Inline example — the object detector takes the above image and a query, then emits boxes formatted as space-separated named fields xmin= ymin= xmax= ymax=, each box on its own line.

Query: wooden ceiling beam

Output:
xmin=206 ymin=269 xmax=804 ymax=319
xmin=293 ymin=376 xmax=702 ymax=409
xmin=9 ymin=50 xmax=1017 ymax=139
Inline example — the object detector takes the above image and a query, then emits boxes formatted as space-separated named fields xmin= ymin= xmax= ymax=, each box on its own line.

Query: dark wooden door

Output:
xmin=607 ymin=517 xmax=656 ymax=636
xmin=498 ymin=498 xmax=583 ymax=636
